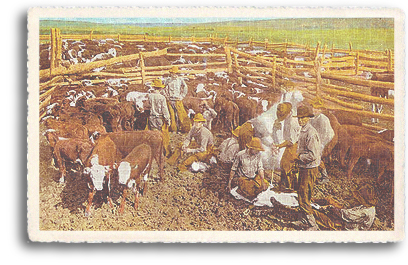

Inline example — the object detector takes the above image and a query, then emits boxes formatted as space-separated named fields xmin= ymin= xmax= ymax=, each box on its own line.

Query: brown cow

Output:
xmin=52 ymin=138 xmax=94 ymax=183
xmin=332 ymin=109 xmax=362 ymax=126
xmin=44 ymin=119 xmax=89 ymax=147
xmin=103 ymin=131 xmax=165 ymax=181
xmin=117 ymin=144 xmax=152 ymax=214
xmin=214 ymin=96 xmax=239 ymax=133
xmin=183 ymin=96 xmax=215 ymax=115
xmin=347 ymin=135 xmax=394 ymax=182
xmin=234 ymin=96 xmax=257 ymax=125
xmin=84 ymin=135 xmax=121 ymax=217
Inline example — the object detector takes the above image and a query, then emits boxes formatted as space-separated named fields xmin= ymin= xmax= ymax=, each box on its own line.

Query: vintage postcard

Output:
xmin=27 ymin=7 xmax=404 ymax=242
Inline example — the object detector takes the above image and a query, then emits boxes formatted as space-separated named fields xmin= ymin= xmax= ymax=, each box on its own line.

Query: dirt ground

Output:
xmin=39 ymin=122 xmax=394 ymax=231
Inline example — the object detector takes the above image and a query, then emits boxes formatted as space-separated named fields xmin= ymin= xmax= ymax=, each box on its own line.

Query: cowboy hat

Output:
xmin=232 ymin=126 xmax=241 ymax=137
xmin=169 ymin=66 xmax=179 ymax=73
xmin=294 ymin=105 xmax=314 ymax=118
xmin=310 ymin=97 xmax=325 ymax=109
xmin=276 ymin=102 xmax=292 ymax=121
xmin=246 ymin=137 xmax=265 ymax=151
xmin=152 ymin=78 xmax=165 ymax=88
xmin=193 ymin=113 xmax=206 ymax=122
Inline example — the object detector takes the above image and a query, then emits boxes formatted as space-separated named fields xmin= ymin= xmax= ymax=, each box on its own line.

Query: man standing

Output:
xmin=295 ymin=105 xmax=322 ymax=231
xmin=168 ymin=113 xmax=215 ymax=172
xmin=228 ymin=137 xmax=269 ymax=200
xmin=273 ymin=102 xmax=301 ymax=191
xmin=164 ymin=66 xmax=191 ymax=133
xmin=199 ymin=100 xmax=217 ymax=131
xmin=309 ymin=97 xmax=334 ymax=184
xmin=148 ymin=78 xmax=171 ymax=156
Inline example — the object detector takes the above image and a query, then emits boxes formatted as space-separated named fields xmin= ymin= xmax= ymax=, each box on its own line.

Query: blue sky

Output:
xmin=43 ymin=17 xmax=270 ymax=24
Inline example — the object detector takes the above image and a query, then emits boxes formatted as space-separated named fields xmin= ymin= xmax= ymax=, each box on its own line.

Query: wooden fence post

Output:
xmin=90 ymin=30 xmax=93 ymax=40
xmin=224 ymin=36 xmax=228 ymax=46
xmin=249 ymin=37 xmax=253 ymax=49
xmin=355 ymin=52 xmax=360 ymax=75
xmin=118 ymin=34 xmax=121 ymax=42
xmin=224 ymin=46 xmax=233 ymax=74
xmin=331 ymin=43 xmax=335 ymax=57
xmin=139 ymin=52 xmax=146 ymax=85
xmin=50 ymin=28 xmax=56 ymax=75
xmin=271 ymin=56 xmax=277 ymax=88
xmin=387 ymin=49 xmax=393 ymax=72
xmin=50 ymin=28 xmax=62 ymax=75
xmin=285 ymin=39 xmax=288 ymax=55
xmin=349 ymin=41 xmax=352 ymax=52
xmin=264 ymin=39 xmax=268 ymax=50
xmin=56 ymin=28 xmax=62 ymax=69
xmin=315 ymin=41 xmax=321 ymax=61
xmin=322 ymin=44 xmax=327 ymax=60
xmin=233 ymin=53 xmax=239 ymax=80
xmin=314 ymin=58 xmax=322 ymax=97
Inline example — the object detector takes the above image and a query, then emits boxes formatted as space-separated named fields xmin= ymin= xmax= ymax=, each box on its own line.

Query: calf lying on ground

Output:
xmin=117 ymin=144 xmax=152 ymax=214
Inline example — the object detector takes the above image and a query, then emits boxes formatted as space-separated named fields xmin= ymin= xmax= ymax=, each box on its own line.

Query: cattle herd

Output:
xmin=39 ymin=38 xmax=395 ymax=230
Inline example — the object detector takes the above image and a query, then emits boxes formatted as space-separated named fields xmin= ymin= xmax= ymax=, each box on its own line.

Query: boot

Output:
xmin=167 ymin=148 xmax=182 ymax=166
xmin=305 ymin=214 xmax=320 ymax=231
xmin=318 ymin=168 xmax=330 ymax=184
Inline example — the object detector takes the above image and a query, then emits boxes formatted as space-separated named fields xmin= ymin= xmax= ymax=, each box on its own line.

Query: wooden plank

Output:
xmin=321 ymin=72 xmax=394 ymax=89
xmin=319 ymin=85 xmax=394 ymax=106
xmin=40 ymin=48 xmax=167 ymax=80
xmin=40 ymin=86 xmax=58 ymax=101
xmin=39 ymin=95 xmax=52 ymax=110
xmin=166 ymin=53 xmax=226 ymax=57
xmin=40 ymin=75 xmax=65 ymax=90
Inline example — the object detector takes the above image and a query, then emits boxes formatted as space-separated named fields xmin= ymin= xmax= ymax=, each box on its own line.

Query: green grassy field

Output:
xmin=40 ymin=18 xmax=394 ymax=51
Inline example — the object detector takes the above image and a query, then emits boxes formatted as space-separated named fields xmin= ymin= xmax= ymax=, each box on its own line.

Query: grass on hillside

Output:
xmin=40 ymin=20 xmax=394 ymax=51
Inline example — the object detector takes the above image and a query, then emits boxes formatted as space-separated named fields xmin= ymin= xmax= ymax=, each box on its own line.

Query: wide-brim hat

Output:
xmin=310 ymin=97 xmax=325 ymax=109
xmin=294 ymin=105 xmax=314 ymax=118
xmin=152 ymin=78 xmax=165 ymax=88
xmin=232 ymin=126 xmax=241 ymax=137
xmin=193 ymin=113 xmax=206 ymax=122
xmin=246 ymin=137 xmax=265 ymax=151
xmin=169 ymin=66 xmax=179 ymax=73
xmin=277 ymin=102 xmax=292 ymax=121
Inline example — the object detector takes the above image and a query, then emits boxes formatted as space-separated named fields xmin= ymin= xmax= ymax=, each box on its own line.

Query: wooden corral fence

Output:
xmin=39 ymin=29 xmax=395 ymax=125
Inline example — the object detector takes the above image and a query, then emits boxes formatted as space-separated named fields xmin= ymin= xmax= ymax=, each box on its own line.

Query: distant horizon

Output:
xmin=42 ymin=17 xmax=273 ymax=25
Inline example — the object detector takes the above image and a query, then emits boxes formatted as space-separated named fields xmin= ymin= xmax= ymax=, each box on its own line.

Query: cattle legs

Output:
xmin=118 ymin=185 xmax=142 ymax=214
xmin=119 ymin=188 xmax=128 ymax=214
xmin=85 ymin=190 xmax=96 ymax=217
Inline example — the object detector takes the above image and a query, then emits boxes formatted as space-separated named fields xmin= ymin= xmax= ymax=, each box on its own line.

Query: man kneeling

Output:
xmin=228 ymin=137 xmax=269 ymax=200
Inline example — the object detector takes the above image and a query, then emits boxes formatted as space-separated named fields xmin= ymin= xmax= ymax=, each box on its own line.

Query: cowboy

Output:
xmin=236 ymin=121 xmax=255 ymax=151
xmin=228 ymin=137 xmax=269 ymax=200
xmin=294 ymin=105 xmax=322 ymax=231
xmin=273 ymin=102 xmax=301 ymax=190
xmin=309 ymin=97 xmax=334 ymax=184
xmin=199 ymin=100 xmax=217 ymax=131
xmin=164 ymin=66 xmax=191 ymax=133
xmin=147 ymin=78 xmax=171 ymax=156
xmin=168 ymin=113 xmax=215 ymax=172
xmin=217 ymin=126 xmax=240 ymax=170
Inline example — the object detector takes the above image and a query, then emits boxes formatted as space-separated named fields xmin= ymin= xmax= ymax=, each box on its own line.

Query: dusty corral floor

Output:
xmin=39 ymin=123 xmax=394 ymax=231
